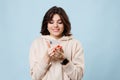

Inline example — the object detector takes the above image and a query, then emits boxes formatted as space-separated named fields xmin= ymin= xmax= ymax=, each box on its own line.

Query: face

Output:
xmin=47 ymin=14 xmax=64 ymax=39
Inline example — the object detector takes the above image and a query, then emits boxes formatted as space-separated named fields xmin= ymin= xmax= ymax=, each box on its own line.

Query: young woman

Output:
xmin=29 ymin=6 xmax=84 ymax=80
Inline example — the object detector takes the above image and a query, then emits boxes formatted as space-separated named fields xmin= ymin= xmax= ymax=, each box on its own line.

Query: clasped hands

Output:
xmin=46 ymin=41 xmax=65 ymax=61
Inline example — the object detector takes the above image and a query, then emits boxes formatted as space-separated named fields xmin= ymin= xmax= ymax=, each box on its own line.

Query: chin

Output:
xmin=53 ymin=33 xmax=60 ymax=36
xmin=53 ymin=34 xmax=61 ymax=37
xmin=54 ymin=35 xmax=60 ymax=37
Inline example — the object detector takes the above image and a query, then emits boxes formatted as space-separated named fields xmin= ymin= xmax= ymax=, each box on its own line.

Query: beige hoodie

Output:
xmin=29 ymin=35 xmax=84 ymax=80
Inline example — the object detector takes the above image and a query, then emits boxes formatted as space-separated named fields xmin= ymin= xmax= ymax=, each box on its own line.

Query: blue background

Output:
xmin=0 ymin=0 xmax=120 ymax=80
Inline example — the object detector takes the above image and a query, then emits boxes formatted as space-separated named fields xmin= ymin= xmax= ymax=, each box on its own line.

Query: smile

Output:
xmin=52 ymin=29 xmax=59 ymax=32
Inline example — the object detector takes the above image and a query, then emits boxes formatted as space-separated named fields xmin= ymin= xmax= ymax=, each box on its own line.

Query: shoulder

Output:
xmin=70 ymin=38 xmax=83 ymax=47
xmin=71 ymin=37 xmax=82 ymax=45
xmin=30 ymin=36 xmax=44 ymax=46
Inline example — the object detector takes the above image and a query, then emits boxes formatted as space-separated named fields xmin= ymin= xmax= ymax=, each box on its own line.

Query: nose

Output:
xmin=54 ymin=22 xmax=58 ymax=27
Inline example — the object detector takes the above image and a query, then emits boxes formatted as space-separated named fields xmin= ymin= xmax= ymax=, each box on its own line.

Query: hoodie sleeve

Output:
xmin=29 ymin=39 xmax=50 ymax=80
xmin=62 ymin=40 xmax=84 ymax=80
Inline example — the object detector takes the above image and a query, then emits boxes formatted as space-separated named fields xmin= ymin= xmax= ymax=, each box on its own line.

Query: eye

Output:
xmin=49 ymin=20 xmax=54 ymax=24
xmin=58 ymin=21 xmax=63 ymax=24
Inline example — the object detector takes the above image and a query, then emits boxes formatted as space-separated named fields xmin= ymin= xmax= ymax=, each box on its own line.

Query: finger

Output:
xmin=50 ymin=52 xmax=55 ymax=56
xmin=56 ymin=48 xmax=64 ymax=54
xmin=55 ymin=45 xmax=63 ymax=51
xmin=57 ymin=45 xmax=62 ymax=48
xmin=51 ymin=51 xmax=58 ymax=58
xmin=54 ymin=50 xmax=63 ymax=57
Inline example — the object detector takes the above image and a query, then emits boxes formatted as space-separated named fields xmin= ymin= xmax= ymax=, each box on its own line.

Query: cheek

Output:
xmin=47 ymin=27 xmax=51 ymax=33
xmin=61 ymin=26 xmax=64 ymax=31
xmin=47 ymin=24 xmax=52 ymax=30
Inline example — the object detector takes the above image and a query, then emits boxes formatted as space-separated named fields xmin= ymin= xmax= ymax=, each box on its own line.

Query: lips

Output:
xmin=52 ymin=29 xmax=59 ymax=32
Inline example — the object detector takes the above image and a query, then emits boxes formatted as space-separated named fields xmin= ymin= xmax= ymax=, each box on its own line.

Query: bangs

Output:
xmin=47 ymin=13 xmax=54 ymax=22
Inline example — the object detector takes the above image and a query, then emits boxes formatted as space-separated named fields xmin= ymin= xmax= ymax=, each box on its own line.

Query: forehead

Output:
xmin=52 ymin=14 xmax=61 ymax=21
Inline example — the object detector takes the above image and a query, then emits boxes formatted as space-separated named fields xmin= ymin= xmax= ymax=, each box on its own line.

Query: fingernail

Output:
xmin=57 ymin=45 xmax=60 ymax=47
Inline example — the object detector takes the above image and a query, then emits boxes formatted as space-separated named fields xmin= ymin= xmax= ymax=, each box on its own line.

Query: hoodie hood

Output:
xmin=41 ymin=35 xmax=73 ymax=41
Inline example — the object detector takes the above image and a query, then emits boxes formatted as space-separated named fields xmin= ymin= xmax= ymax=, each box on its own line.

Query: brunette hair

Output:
xmin=40 ymin=6 xmax=72 ymax=36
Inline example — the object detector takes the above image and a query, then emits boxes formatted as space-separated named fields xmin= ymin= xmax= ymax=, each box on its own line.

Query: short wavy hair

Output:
xmin=40 ymin=6 xmax=72 ymax=36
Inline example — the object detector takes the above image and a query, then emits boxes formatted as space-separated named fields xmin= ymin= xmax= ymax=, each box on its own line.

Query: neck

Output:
xmin=50 ymin=35 xmax=63 ymax=40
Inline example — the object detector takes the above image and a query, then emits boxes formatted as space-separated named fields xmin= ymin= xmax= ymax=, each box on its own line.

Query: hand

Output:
xmin=49 ymin=45 xmax=65 ymax=61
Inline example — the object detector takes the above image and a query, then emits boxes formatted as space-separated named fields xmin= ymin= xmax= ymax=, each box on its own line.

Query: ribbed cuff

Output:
xmin=62 ymin=61 xmax=74 ymax=74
